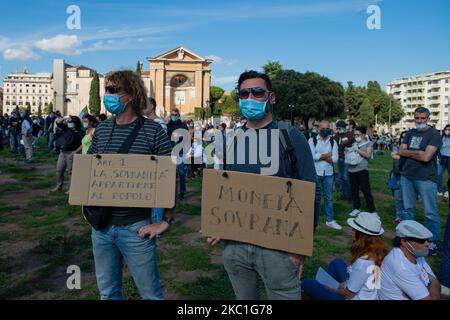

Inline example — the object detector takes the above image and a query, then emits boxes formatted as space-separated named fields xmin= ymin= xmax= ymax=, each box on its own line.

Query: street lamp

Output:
xmin=288 ymin=104 xmax=295 ymax=125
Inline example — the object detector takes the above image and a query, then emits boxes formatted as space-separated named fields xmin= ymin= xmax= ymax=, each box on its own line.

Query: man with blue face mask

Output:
xmin=207 ymin=70 xmax=317 ymax=300
xmin=398 ymin=107 xmax=442 ymax=256
xmin=380 ymin=220 xmax=441 ymax=300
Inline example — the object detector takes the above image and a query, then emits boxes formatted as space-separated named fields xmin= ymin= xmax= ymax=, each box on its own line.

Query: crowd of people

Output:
xmin=0 ymin=69 xmax=449 ymax=301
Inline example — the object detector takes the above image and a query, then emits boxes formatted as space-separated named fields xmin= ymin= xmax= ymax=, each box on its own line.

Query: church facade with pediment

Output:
xmin=141 ymin=46 xmax=213 ymax=116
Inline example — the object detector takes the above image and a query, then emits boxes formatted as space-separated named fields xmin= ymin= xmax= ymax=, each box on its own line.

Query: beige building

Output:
xmin=53 ymin=59 xmax=105 ymax=116
xmin=142 ymin=46 xmax=213 ymax=117
xmin=387 ymin=71 xmax=450 ymax=132
xmin=2 ymin=70 xmax=53 ymax=114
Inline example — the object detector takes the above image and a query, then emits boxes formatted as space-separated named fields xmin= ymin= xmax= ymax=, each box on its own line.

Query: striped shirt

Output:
xmin=88 ymin=117 xmax=173 ymax=225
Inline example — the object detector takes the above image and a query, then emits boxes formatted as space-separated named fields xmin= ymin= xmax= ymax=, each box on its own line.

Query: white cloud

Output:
xmin=35 ymin=34 xmax=81 ymax=55
xmin=3 ymin=46 xmax=40 ymax=61
xmin=206 ymin=55 xmax=224 ymax=63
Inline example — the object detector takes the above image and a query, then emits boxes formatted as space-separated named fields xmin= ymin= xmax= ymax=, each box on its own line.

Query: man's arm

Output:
xmin=399 ymin=144 xmax=438 ymax=163
xmin=427 ymin=274 xmax=441 ymax=300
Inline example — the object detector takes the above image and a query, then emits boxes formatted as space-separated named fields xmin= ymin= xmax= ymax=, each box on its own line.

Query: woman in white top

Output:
xmin=302 ymin=212 xmax=388 ymax=300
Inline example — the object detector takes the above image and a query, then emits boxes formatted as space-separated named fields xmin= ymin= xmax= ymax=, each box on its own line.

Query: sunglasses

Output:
xmin=238 ymin=87 xmax=269 ymax=99
xmin=407 ymin=237 xmax=428 ymax=244
xmin=105 ymin=85 xmax=119 ymax=94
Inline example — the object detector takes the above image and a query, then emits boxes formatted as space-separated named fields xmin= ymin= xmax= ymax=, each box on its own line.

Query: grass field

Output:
xmin=0 ymin=142 xmax=448 ymax=300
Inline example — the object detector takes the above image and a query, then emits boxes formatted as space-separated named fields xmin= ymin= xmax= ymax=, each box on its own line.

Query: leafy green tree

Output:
xmin=263 ymin=60 xmax=283 ymax=80
xmin=210 ymin=86 xmax=225 ymax=114
xmin=376 ymin=93 xmax=404 ymax=125
xmin=26 ymin=102 xmax=31 ymax=115
xmin=37 ymin=103 xmax=42 ymax=117
xmin=271 ymin=70 xmax=345 ymax=128
xmin=356 ymin=97 xmax=374 ymax=127
xmin=366 ymin=81 xmax=384 ymax=114
xmin=345 ymin=81 xmax=366 ymax=119
xmin=89 ymin=72 xmax=101 ymax=116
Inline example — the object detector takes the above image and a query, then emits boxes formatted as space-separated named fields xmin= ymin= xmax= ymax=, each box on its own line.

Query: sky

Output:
xmin=0 ymin=0 xmax=449 ymax=91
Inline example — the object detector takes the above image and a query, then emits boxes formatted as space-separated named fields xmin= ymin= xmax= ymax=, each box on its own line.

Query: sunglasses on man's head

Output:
xmin=238 ymin=87 xmax=268 ymax=99
xmin=105 ymin=85 xmax=119 ymax=94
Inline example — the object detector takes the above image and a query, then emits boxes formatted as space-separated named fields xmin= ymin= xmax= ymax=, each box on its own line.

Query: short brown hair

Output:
xmin=105 ymin=70 xmax=147 ymax=116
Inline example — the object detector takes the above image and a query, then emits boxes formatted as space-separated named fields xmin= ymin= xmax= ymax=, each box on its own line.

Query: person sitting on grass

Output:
xmin=302 ymin=212 xmax=388 ymax=300
xmin=379 ymin=220 xmax=441 ymax=300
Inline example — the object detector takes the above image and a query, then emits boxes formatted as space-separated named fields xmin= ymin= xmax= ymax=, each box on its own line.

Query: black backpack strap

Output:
xmin=117 ymin=117 xmax=143 ymax=154
xmin=278 ymin=121 xmax=298 ymax=179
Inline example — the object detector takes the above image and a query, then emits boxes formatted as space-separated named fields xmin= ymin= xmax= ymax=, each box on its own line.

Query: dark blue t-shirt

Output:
xmin=401 ymin=127 xmax=442 ymax=182
xmin=227 ymin=121 xmax=317 ymax=184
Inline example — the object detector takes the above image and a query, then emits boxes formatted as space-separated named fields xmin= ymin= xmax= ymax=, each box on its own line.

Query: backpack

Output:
xmin=312 ymin=135 xmax=335 ymax=149
xmin=277 ymin=121 xmax=298 ymax=179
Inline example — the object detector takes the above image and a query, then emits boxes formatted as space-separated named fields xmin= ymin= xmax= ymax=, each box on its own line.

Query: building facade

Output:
xmin=143 ymin=46 xmax=212 ymax=117
xmin=387 ymin=71 xmax=450 ymax=132
xmin=2 ymin=70 xmax=53 ymax=115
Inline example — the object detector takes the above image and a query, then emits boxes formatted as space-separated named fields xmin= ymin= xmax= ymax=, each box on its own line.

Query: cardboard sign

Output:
xmin=69 ymin=154 xmax=176 ymax=208
xmin=201 ymin=169 xmax=315 ymax=256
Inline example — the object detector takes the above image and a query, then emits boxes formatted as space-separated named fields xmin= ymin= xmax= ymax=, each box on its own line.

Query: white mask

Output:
xmin=355 ymin=137 xmax=362 ymax=143
xmin=68 ymin=122 xmax=76 ymax=129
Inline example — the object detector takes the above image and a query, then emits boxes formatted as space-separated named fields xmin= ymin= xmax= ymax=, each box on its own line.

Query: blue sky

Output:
xmin=0 ymin=0 xmax=449 ymax=91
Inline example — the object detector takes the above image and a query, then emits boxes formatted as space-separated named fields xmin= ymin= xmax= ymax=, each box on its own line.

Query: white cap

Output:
xmin=347 ymin=212 xmax=384 ymax=236
xmin=396 ymin=220 xmax=433 ymax=239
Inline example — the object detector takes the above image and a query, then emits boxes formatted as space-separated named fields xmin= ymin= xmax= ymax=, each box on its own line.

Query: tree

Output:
xmin=215 ymin=95 xmax=241 ymax=119
xmin=46 ymin=102 xmax=54 ymax=114
xmin=263 ymin=61 xmax=283 ymax=80
xmin=210 ymin=86 xmax=225 ymax=114
xmin=376 ymin=93 xmax=404 ymax=125
xmin=37 ymin=103 xmax=42 ymax=117
xmin=89 ymin=72 xmax=101 ymax=116
xmin=345 ymin=81 xmax=366 ymax=119
xmin=271 ymin=70 xmax=345 ymax=128
xmin=366 ymin=81 xmax=384 ymax=114
xmin=136 ymin=61 xmax=143 ymax=76
xmin=356 ymin=97 xmax=374 ymax=127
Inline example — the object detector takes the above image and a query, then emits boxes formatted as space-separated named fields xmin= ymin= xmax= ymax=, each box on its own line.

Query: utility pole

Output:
xmin=289 ymin=104 xmax=294 ymax=125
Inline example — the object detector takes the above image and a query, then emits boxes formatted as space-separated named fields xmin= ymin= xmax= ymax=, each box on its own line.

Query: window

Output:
xmin=446 ymin=79 xmax=449 ymax=84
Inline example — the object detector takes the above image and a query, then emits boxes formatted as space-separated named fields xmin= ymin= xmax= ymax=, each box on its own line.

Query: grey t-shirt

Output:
xmin=400 ymin=127 xmax=442 ymax=182
xmin=348 ymin=140 xmax=372 ymax=173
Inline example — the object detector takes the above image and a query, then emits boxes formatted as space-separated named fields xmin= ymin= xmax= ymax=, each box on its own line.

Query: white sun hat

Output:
xmin=347 ymin=212 xmax=384 ymax=236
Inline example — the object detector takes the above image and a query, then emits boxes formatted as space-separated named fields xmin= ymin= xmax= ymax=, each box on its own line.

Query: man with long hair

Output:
xmin=88 ymin=70 xmax=174 ymax=300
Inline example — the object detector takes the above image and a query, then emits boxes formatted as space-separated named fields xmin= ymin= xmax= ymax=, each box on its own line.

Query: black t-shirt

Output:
xmin=400 ymin=127 xmax=442 ymax=182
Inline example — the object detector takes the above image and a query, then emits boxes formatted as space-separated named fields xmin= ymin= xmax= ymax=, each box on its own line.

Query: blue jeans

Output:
xmin=91 ymin=217 xmax=163 ymax=300
xmin=222 ymin=241 xmax=301 ymax=300
xmin=440 ymin=213 xmax=450 ymax=287
xmin=337 ymin=159 xmax=351 ymax=199
xmin=317 ymin=175 xmax=335 ymax=222
xmin=151 ymin=208 xmax=164 ymax=223
xmin=393 ymin=187 xmax=405 ymax=220
xmin=301 ymin=259 xmax=348 ymax=300
xmin=46 ymin=132 xmax=55 ymax=152
xmin=400 ymin=176 xmax=440 ymax=242
xmin=437 ymin=159 xmax=450 ymax=193
xmin=9 ymin=132 xmax=19 ymax=153
xmin=176 ymin=163 xmax=186 ymax=195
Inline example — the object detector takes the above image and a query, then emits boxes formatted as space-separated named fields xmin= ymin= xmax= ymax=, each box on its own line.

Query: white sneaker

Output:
xmin=437 ymin=192 xmax=444 ymax=197
xmin=445 ymin=191 xmax=449 ymax=199
xmin=442 ymin=285 xmax=450 ymax=297
xmin=349 ymin=209 xmax=360 ymax=217
xmin=326 ymin=220 xmax=343 ymax=230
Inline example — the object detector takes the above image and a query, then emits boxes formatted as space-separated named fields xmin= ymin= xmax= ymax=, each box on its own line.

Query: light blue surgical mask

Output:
xmin=415 ymin=123 xmax=428 ymax=131
xmin=104 ymin=94 xmax=126 ymax=115
xmin=171 ymin=116 xmax=180 ymax=122
xmin=239 ymin=98 xmax=268 ymax=121
xmin=406 ymin=241 xmax=429 ymax=258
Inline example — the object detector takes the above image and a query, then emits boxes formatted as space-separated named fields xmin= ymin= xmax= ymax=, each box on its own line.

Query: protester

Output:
xmin=88 ymin=70 xmax=174 ymax=300
xmin=207 ymin=70 xmax=317 ymax=300
xmin=143 ymin=97 xmax=167 ymax=132
xmin=309 ymin=120 xmax=341 ymax=229
xmin=302 ymin=212 xmax=388 ymax=300
xmin=8 ymin=109 xmax=20 ymax=154
xmin=31 ymin=116 xmax=44 ymax=148
xmin=20 ymin=108 xmax=33 ymax=163
xmin=74 ymin=114 xmax=96 ymax=155
xmin=347 ymin=126 xmax=377 ymax=218
xmin=51 ymin=116 xmax=84 ymax=193
xmin=437 ymin=124 xmax=450 ymax=197
xmin=389 ymin=131 xmax=407 ymax=225
xmin=335 ymin=120 xmax=353 ymax=202
xmin=167 ymin=107 xmax=188 ymax=201
xmin=379 ymin=220 xmax=441 ymax=300
xmin=398 ymin=107 xmax=441 ymax=255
